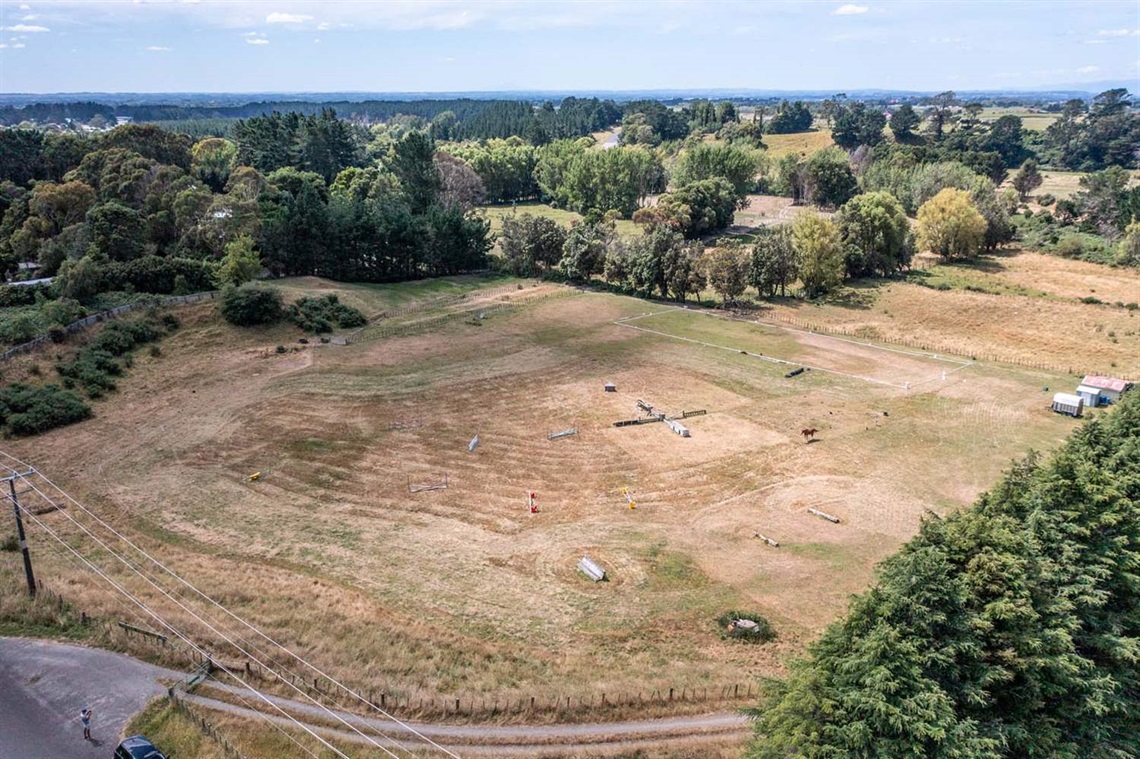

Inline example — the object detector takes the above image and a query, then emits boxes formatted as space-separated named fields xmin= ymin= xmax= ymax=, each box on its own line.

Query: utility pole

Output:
xmin=4 ymin=470 xmax=37 ymax=597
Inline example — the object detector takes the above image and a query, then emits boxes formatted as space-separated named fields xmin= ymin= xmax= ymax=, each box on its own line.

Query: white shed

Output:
xmin=1075 ymin=385 xmax=1101 ymax=408
xmin=1052 ymin=393 xmax=1084 ymax=418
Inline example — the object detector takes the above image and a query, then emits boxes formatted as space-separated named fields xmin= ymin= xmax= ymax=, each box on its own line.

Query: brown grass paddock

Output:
xmin=1 ymin=276 xmax=1117 ymax=729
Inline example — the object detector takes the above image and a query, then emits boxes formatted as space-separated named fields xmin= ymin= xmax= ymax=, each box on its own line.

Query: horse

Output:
xmin=801 ymin=428 xmax=818 ymax=442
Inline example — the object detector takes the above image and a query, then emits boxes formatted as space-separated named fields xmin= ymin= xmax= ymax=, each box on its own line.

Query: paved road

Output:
xmin=0 ymin=638 xmax=750 ymax=756
xmin=0 ymin=638 xmax=177 ymax=759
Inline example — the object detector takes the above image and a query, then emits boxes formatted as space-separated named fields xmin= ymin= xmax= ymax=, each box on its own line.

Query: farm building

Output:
xmin=1077 ymin=375 xmax=1133 ymax=407
xmin=1052 ymin=393 xmax=1084 ymax=418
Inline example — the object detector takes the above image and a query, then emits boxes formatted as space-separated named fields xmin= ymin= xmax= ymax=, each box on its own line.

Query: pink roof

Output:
xmin=1081 ymin=375 xmax=1131 ymax=392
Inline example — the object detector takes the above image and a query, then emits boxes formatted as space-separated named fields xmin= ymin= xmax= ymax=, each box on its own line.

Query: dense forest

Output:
xmin=748 ymin=387 xmax=1140 ymax=758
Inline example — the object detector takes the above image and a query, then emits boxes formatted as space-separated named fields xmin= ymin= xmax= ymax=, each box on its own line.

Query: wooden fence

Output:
xmin=0 ymin=290 xmax=219 ymax=363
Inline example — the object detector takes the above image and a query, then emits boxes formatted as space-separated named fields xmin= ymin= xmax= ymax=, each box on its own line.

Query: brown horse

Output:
xmin=801 ymin=428 xmax=818 ymax=442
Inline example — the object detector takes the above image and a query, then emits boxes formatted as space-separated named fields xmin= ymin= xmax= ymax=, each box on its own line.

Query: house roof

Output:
xmin=1053 ymin=393 xmax=1083 ymax=405
xmin=1081 ymin=375 xmax=1131 ymax=392
xmin=1076 ymin=385 xmax=1102 ymax=395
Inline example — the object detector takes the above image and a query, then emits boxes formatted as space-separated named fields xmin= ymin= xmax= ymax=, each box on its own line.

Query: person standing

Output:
xmin=80 ymin=708 xmax=92 ymax=741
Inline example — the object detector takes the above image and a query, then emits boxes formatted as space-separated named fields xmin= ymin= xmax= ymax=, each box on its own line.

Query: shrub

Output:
xmin=149 ymin=345 xmax=162 ymax=358
xmin=1080 ymin=296 xmax=1103 ymax=305
xmin=55 ymin=318 xmax=168 ymax=398
xmin=161 ymin=313 xmax=181 ymax=331
xmin=1037 ymin=193 xmax=1056 ymax=207
xmin=1055 ymin=237 xmax=1085 ymax=258
xmin=716 ymin=610 xmax=775 ymax=643
xmin=0 ymin=383 xmax=92 ymax=436
xmin=220 ymin=286 xmax=283 ymax=327
xmin=286 ymin=294 xmax=367 ymax=333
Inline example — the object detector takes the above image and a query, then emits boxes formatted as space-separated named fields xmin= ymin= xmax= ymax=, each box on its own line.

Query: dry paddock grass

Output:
xmin=771 ymin=248 xmax=1140 ymax=377
xmin=0 ymin=272 xmax=1102 ymax=728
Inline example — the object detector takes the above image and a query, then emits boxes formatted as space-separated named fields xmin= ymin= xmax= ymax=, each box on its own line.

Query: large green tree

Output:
xmin=836 ymin=191 xmax=913 ymax=277
xmin=804 ymin=148 xmax=858 ymax=208
xmin=916 ymin=188 xmax=987 ymax=259
xmin=498 ymin=213 xmax=567 ymax=277
xmin=749 ymin=225 xmax=797 ymax=298
xmin=671 ymin=143 xmax=760 ymax=198
xmin=831 ymin=102 xmax=887 ymax=150
xmin=791 ymin=212 xmax=844 ymax=297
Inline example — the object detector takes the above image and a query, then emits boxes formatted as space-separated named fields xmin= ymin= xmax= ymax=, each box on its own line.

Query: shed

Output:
xmin=1075 ymin=385 xmax=1101 ymax=409
xmin=604 ymin=382 xmax=616 ymax=393
xmin=1052 ymin=392 xmax=1084 ymax=418
xmin=1079 ymin=375 xmax=1133 ymax=406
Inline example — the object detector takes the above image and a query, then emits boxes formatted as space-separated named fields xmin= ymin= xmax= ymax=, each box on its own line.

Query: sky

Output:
xmin=0 ymin=0 xmax=1138 ymax=94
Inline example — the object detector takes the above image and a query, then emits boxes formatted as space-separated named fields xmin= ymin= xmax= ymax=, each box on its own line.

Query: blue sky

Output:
xmin=1 ymin=0 xmax=1138 ymax=94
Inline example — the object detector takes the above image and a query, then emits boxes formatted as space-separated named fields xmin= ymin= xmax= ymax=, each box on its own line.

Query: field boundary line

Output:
xmin=612 ymin=316 xmax=908 ymax=390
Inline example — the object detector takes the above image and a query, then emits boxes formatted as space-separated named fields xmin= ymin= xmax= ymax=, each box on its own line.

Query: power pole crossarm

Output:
xmin=4 ymin=470 xmax=37 ymax=597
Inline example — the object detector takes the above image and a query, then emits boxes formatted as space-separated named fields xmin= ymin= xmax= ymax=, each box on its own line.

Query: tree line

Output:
xmin=0 ymin=121 xmax=492 ymax=307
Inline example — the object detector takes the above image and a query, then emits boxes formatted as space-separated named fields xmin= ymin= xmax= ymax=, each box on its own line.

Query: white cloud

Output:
xmin=0 ymin=24 xmax=49 ymax=32
xmin=313 ymin=38 xmax=320 ymax=43
xmin=20 ymin=14 xmax=36 ymax=21
xmin=266 ymin=12 xmax=313 ymax=24
xmin=1084 ymin=39 xmax=1107 ymax=44
xmin=316 ymin=21 xmax=331 ymax=31
xmin=245 ymin=37 xmax=269 ymax=45
xmin=1077 ymin=65 xmax=1100 ymax=73
xmin=833 ymin=3 xmax=869 ymax=15
xmin=18 ymin=3 xmax=30 ymax=9
xmin=146 ymin=45 xmax=171 ymax=51
xmin=1097 ymin=28 xmax=1140 ymax=37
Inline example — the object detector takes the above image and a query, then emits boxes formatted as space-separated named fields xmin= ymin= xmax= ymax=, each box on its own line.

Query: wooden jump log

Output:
xmin=785 ymin=367 xmax=805 ymax=378
xmin=753 ymin=532 xmax=780 ymax=547
xmin=548 ymin=428 xmax=579 ymax=440
xmin=613 ymin=417 xmax=662 ymax=427
xmin=807 ymin=508 xmax=841 ymax=523
xmin=681 ymin=409 xmax=707 ymax=418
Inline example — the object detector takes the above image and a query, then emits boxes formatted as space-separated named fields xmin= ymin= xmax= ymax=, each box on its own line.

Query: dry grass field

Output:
xmin=4 ymin=267 xmax=1112 ymax=722
xmin=761 ymin=130 xmax=835 ymax=158
xmin=478 ymin=202 xmax=644 ymax=240
xmin=978 ymin=106 xmax=1058 ymax=132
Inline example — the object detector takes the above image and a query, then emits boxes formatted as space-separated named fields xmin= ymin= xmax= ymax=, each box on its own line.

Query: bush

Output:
xmin=0 ymin=285 xmax=53 ymax=308
xmin=220 ymin=286 xmax=283 ymax=327
xmin=55 ymin=318 xmax=168 ymax=398
xmin=1037 ymin=193 xmax=1056 ymax=207
xmin=1055 ymin=237 xmax=1085 ymax=258
xmin=0 ymin=383 xmax=92 ymax=436
xmin=715 ymin=610 xmax=775 ymax=643
xmin=286 ymin=295 xmax=367 ymax=333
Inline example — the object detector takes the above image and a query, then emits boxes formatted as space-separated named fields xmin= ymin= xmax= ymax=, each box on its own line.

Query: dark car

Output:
xmin=114 ymin=735 xmax=167 ymax=759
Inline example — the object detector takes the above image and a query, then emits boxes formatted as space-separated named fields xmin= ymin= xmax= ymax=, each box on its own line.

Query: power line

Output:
xmin=9 ymin=473 xmax=408 ymax=759
xmin=12 ymin=502 xmax=355 ymax=759
xmin=0 ymin=453 xmax=460 ymax=758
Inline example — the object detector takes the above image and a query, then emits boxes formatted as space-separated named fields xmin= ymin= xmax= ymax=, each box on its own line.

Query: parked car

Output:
xmin=114 ymin=735 xmax=167 ymax=759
